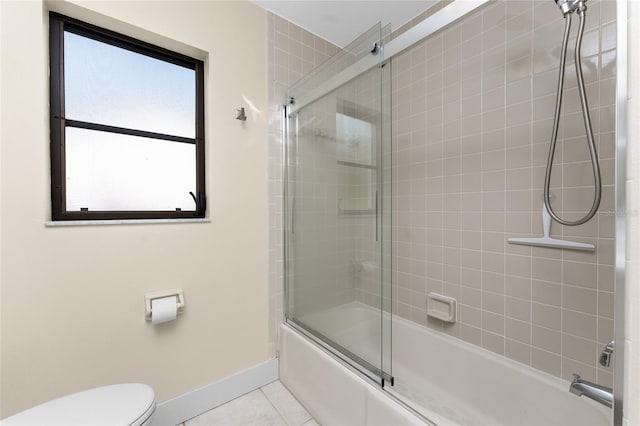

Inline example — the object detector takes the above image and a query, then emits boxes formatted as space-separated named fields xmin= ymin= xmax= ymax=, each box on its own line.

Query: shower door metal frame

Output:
xmin=613 ymin=1 xmax=628 ymax=426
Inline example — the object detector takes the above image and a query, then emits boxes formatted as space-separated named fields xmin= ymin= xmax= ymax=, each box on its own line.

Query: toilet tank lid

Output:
xmin=3 ymin=383 xmax=155 ymax=426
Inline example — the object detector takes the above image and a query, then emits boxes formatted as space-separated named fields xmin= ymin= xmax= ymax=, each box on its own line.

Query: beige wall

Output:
xmin=0 ymin=0 xmax=269 ymax=417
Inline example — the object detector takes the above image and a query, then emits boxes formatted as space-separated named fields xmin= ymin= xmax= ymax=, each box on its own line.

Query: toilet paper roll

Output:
xmin=151 ymin=296 xmax=177 ymax=325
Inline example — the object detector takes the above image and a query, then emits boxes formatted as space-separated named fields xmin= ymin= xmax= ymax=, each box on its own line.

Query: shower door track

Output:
xmin=285 ymin=318 xmax=394 ymax=387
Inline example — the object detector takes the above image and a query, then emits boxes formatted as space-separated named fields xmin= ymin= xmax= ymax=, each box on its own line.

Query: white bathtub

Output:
xmin=297 ymin=303 xmax=386 ymax=369
xmin=281 ymin=302 xmax=611 ymax=426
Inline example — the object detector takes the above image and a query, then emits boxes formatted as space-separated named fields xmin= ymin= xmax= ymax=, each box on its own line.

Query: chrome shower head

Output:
xmin=555 ymin=0 xmax=587 ymax=15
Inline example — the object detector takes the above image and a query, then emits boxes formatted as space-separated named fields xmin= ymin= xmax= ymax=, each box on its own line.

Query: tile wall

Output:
xmin=379 ymin=0 xmax=617 ymax=384
xmin=267 ymin=12 xmax=338 ymax=355
xmin=268 ymin=0 xmax=619 ymax=386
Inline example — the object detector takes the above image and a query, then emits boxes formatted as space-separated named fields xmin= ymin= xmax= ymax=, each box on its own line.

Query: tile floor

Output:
xmin=183 ymin=381 xmax=318 ymax=426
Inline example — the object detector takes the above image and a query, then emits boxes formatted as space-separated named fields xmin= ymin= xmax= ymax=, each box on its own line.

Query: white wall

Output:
xmin=0 ymin=0 xmax=269 ymax=418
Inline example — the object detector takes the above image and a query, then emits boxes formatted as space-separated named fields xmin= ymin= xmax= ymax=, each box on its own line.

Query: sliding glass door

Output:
xmin=284 ymin=23 xmax=392 ymax=384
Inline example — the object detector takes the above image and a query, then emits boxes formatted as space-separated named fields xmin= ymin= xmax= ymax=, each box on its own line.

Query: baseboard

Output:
xmin=152 ymin=358 xmax=279 ymax=426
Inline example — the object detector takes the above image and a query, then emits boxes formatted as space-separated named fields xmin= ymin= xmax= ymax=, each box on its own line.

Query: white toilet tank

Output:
xmin=3 ymin=383 xmax=156 ymax=426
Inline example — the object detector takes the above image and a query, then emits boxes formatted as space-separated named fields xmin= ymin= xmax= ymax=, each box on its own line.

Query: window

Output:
xmin=49 ymin=13 xmax=205 ymax=221
xmin=335 ymin=102 xmax=378 ymax=216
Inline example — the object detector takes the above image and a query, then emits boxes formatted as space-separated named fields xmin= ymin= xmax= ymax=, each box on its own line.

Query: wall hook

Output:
xmin=235 ymin=107 xmax=247 ymax=121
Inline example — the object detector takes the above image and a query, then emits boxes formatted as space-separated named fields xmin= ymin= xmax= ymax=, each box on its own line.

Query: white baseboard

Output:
xmin=152 ymin=359 xmax=279 ymax=426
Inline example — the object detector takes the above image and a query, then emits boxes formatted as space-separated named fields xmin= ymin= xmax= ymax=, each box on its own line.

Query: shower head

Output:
xmin=554 ymin=0 xmax=587 ymax=15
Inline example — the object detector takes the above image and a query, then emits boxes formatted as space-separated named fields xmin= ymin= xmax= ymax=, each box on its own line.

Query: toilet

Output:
xmin=3 ymin=383 xmax=156 ymax=426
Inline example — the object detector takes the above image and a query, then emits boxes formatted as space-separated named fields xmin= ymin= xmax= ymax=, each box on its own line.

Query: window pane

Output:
xmin=65 ymin=128 xmax=196 ymax=211
xmin=64 ymin=31 xmax=196 ymax=138
xmin=338 ymin=166 xmax=374 ymax=211
xmin=336 ymin=113 xmax=374 ymax=164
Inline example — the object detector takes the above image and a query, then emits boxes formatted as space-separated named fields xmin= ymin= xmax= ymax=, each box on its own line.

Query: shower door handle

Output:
xmin=375 ymin=190 xmax=378 ymax=242
xmin=291 ymin=197 xmax=295 ymax=234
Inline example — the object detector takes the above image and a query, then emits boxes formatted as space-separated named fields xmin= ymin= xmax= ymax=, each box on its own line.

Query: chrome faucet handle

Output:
xmin=599 ymin=340 xmax=614 ymax=367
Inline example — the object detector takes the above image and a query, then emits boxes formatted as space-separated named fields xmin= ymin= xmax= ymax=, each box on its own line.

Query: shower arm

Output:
xmin=544 ymin=6 xmax=602 ymax=226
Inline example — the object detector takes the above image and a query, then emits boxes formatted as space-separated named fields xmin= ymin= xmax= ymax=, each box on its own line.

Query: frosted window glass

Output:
xmin=64 ymin=32 xmax=195 ymax=138
xmin=65 ymin=128 xmax=196 ymax=211
xmin=336 ymin=113 xmax=373 ymax=164
xmin=338 ymin=167 xmax=374 ymax=211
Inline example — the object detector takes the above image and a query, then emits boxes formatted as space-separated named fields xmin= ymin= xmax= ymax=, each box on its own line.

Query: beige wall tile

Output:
xmin=506 ymin=275 xmax=532 ymax=300
xmin=483 ymin=291 xmax=505 ymax=314
xmin=563 ymin=261 xmax=598 ymax=289
xmin=532 ymin=302 xmax=561 ymax=330
xmin=532 ymin=325 xmax=562 ymax=354
xmin=532 ymin=348 xmax=561 ymax=376
xmin=483 ymin=272 xmax=506 ymax=294
xmin=562 ymin=333 xmax=598 ymax=365
xmin=506 ymin=296 xmax=531 ymax=322
xmin=506 ymin=318 xmax=531 ymax=344
xmin=482 ymin=311 xmax=505 ymax=335
xmin=563 ymin=309 xmax=598 ymax=340
xmin=505 ymin=254 xmax=532 ymax=278
xmin=461 ymin=284 xmax=482 ymax=306
xmin=562 ymin=358 xmax=596 ymax=382
xmin=563 ymin=285 xmax=598 ymax=314
xmin=597 ymin=317 xmax=614 ymax=345
xmin=506 ymin=338 xmax=532 ymax=365
xmin=598 ymin=290 xmax=614 ymax=319
xmin=460 ymin=324 xmax=482 ymax=346
xmin=482 ymin=331 xmax=505 ymax=355
xmin=461 ymin=303 xmax=482 ymax=324
xmin=531 ymin=258 xmax=562 ymax=283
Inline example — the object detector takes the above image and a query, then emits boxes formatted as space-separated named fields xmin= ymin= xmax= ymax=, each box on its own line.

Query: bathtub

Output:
xmin=281 ymin=302 xmax=611 ymax=426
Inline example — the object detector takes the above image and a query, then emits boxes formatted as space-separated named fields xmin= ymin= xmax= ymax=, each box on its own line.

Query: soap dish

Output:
xmin=427 ymin=293 xmax=457 ymax=323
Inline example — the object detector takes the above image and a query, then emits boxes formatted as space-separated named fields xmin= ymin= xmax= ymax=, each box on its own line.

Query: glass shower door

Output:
xmin=284 ymin=23 xmax=392 ymax=384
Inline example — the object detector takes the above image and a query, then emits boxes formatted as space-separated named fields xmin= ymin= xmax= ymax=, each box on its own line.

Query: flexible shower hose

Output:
xmin=544 ymin=6 xmax=602 ymax=226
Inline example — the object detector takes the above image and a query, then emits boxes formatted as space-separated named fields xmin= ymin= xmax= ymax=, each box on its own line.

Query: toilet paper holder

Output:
xmin=145 ymin=289 xmax=185 ymax=321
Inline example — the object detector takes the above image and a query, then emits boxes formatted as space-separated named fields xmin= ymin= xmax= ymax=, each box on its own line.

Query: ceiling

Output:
xmin=250 ymin=1 xmax=437 ymax=48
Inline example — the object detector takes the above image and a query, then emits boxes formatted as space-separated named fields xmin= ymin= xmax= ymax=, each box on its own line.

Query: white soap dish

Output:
xmin=427 ymin=293 xmax=456 ymax=323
